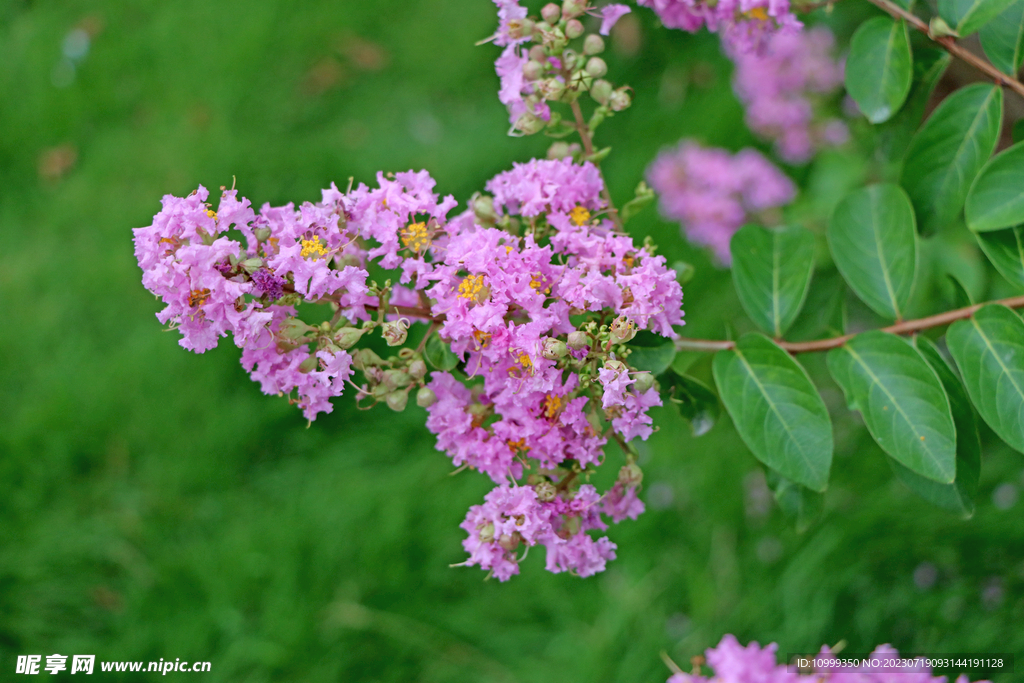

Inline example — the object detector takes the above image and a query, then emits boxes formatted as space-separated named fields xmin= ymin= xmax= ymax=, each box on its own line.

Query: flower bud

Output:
xmin=279 ymin=318 xmax=314 ymax=341
xmin=381 ymin=319 xmax=409 ymax=346
xmin=382 ymin=369 xmax=412 ymax=391
xmin=562 ymin=48 xmax=579 ymax=66
xmin=632 ymin=371 xmax=655 ymax=394
xmin=472 ymin=193 xmax=498 ymax=225
xmin=352 ymin=348 xmax=384 ymax=371
xmin=562 ymin=0 xmax=585 ymax=19
xmin=604 ymin=359 xmax=628 ymax=373
xmin=408 ymin=358 xmax=427 ymax=380
xmin=590 ymin=78 xmax=613 ymax=105
xmin=478 ymin=522 xmax=496 ymax=544
xmin=254 ymin=226 xmax=272 ymax=242
xmin=609 ymin=316 xmax=636 ymax=343
xmin=298 ymin=354 xmax=319 ymax=374
xmin=547 ymin=141 xmax=571 ymax=159
xmin=498 ymin=532 xmax=521 ymax=551
xmin=529 ymin=44 xmax=547 ymax=62
xmin=514 ymin=111 xmax=545 ymax=135
xmin=565 ymin=18 xmax=584 ymax=39
xmin=541 ymin=3 xmax=561 ymax=23
xmin=333 ymin=326 xmax=366 ymax=350
xmin=583 ymin=34 xmax=605 ymax=55
xmin=585 ymin=56 xmax=607 ymax=78
xmin=534 ymin=480 xmax=557 ymax=502
xmin=538 ymin=78 xmax=565 ymax=101
xmin=416 ymin=386 xmax=437 ymax=408
xmin=567 ymin=330 xmax=589 ymax=350
xmin=385 ymin=390 xmax=408 ymax=412
xmin=541 ymin=338 xmax=568 ymax=360
xmin=609 ymin=87 xmax=632 ymax=111
xmin=523 ymin=59 xmax=544 ymax=81
xmin=618 ymin=461 xmax=643 ymax=487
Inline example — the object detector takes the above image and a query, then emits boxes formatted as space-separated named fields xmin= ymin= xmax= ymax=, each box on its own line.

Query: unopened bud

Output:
xmin=562 ymin=48 xmax=579 ymax=66
xmin=381 ymin=319 xmax=409 ymax=346
xmin=561 ymin=0 xmax=585 ymax=18
xmin=565 ymin=18 xmax=584 ymax=39
xmin=279 ymin=318 xmax=314 ymax=341
xmin=408 ymin=358 xmax=427 ymax=380
xmin=609 ymin=316 xmax=636 ymax=343
xmin=385 ymin=390 xmax=408 ymax=412
xmin=541 ymin=2 xmax=561 ymax=23
xmin=632 ymin=371 xmax=655 ymax=394
xmin=514 ymin=111 xmax=545 ymax=135
xmin=609 ymin=87 xmax=632 ymax=111
xmin=529 ymin=44 xmax=547 ymax=62
xmin=567 ymin=330 xmax=589 ymax=350
xmin=416 ymin=386 xmax=437 ymax=408
xmin=333 ymin=326 xmax=366 ymax=350
xmin=472 ymin=194 xmax=498 ymax=225
xmin=352 ymin=348 xmax=384 ymax=371
xmin=583 ymin=34 xmax=605 ymax=55
xmin=604 ymin=359 xmax=628 ymax=373
xmin=541 ymin=338 xmax=568 ymax=360
xmin=498 ymin=532 xmax=521 ymax=551
xmin=590 ymin=78 xmax=613 ymax=105
xmin=254 ymin=226 xmax=272 ymax=242
xmin=618 ymin=461 xmax=643 ymax=487
xmin=523 ymin=59 xmax=544 ymax=81
xmin=382 ymin=369 xmax=412 ymax=391
xmin=539 ymin=78 xmax=565 ymax=101
xmin=298 ymin=354 xmax=319 ymax=373
xmin=534 ymin=480 xmax=557 ymax=502
xmin=547 ymin=141 xmax=571 ymax=159
xmin=585 ymin=56 xmax=607 ymax=78
xmin=478 ymin=522 xmax=496 ymax=544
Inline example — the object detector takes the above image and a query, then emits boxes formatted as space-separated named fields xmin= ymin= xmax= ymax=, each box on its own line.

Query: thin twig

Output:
xmin=674 ymin=294 xmax=1024 ymax=354
xmin=569 ymin=99 xmax=625 ymax=230
xmin=865 ymin=0 xmax=1024 ymax=100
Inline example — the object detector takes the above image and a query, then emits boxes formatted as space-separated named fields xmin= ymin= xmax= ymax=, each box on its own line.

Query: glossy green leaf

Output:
xmin=786 ymin=269 xmax=847 ymax=342
xmin=940 ymin=0 xmax=1016 ymax=36
xmin=627 ymin=331 xmax=676 ymax=376
xmin=730 ymin=224 xmax=816 ymax=338
xmin=828 ymin=184 xmax=917 ymax=320
xmin=965 ymin=142 xmax=1024 ymax=232
xmin=845 ymin=17 xmax=913 ymax=124
xmin=880 ymin=49 xmax=951 ymax=162
xmin=900 ymin=84 xmax=1003 ymax=233
xmin=946 ymin=304 xmax=1024 ymax=453
xmin=424 ymin=334 xmax=459 ymax=371
xmin=713 ymin=334 xmax=833 ymax=492
xmin=766 ymin=469 xmax=824 ymax=532
xmin=1014 ymin=118 xmax=1024 ymax=144
xmin=662 ymin=371 xmax=720 ymax=437
xmin=980 ymin=0 xmax=1024 ymax=74
xmin=827 ymin=331 xmax=956 ymax=483
xmin=889 ymin=337 xmax=980 ymax=516
xmin=976 ymin=226 xmax=1024 ymax=289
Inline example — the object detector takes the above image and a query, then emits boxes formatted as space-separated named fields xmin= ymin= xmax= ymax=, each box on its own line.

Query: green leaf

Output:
xmin=786 ymin=268 xmax=847 ymax=342
xmin=662 ymin=372 xmax=720 ymax=437
xmin=900 ymin=84 xmax=1003 ymax=234
xmin=713 ymin=334 xmax=833 ymax=491
xmin=965 ymin=142 xmax=1024 ymax=232
xmin=1014 ymin=118 xmax=1024 ymax=144
xmin=626 ymin=331 xmax=676 ymax=376
xmin=828 ymin=184 xmax=917 ymax=320
xmin=845 ymin=17 xmax=913 ymax=124
xmin=827 ymin=331 xmax=956 ymax=483
xmin=424 ymin=334 xmax=459 ymax=371
xmin=946 ymin=304 xmax=1024 ymax=453
xmin=879 ymin=49 xmax=951 ymax=162
xmin=980 ymin=0 xmax=1024 ymax=74
xmin=766 ymin=469 xmax=824 ymax=532
xmin=976 ymin=226 xmax=1024 ymax=289
xmin=940 ymin=0 xmax=1016 ymax=36
xmin=730 ymin=225 xmax=816 ymax=338
xmin=888 ymin=336 xmax=980 ymax=516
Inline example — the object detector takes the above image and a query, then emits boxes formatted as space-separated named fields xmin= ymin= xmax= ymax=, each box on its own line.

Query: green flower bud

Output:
xmin=561 ymin=0 xmax=585 ymax=19
xmin=609 ymin=316 xmax=636 ymax=343
xmin=381 ymin=319 xmax=409 ymax=346
xmin=523 ymin=59 xmax=544 ymax=81
xmin=541 ymin=337 xmax=568 ymax=360
xmin=541 ymin=2 xmax=561 ymax=23
xmin=408 ymin=358 xmax=427 ymax=380
xmin=585 ymin=56 xmax=607 ymax=78
xmin=279 ymin=317 xmax=314 ymax=341
xmin=352 ymin=348 xmax=384 ymax=371
xmin=254 ymin=226 xmax=272 ymax=242
xmin=382 ymin=369 xmax=412 ymax=391
xmin=478 ymin=522 xmax=496 ymax=544
xmin=298 ymin=354 xmax=319 ymax=374
xmin=416 ymin=386 xmax=437 ymax=408
xmin=604 ymin=359 xmax=628 ymax=373
xmin=534 ymin=480 xmax=557 ymax=502
xmin=590 ymin=78 xmax=613 ymax=105
xmin=583 ymin=34 xmax=605 ymax=55
xmin=565 ymin=18 xmax=584 ymax=39
xmin=333 ymin=326 xmax=366 ymax=350
xmin=632 ymin=371 xmax=655 ymax=394
xmin=547 ymin=141 xmax=572 ymax=159
xmin=609 ymin=87 xmax=632 ymax=111
xmin=562 ymin=48 xmax=578 ymax=66
xmin=472 ymin=193 xmax=498 ymax=226
xmin=385 ymin=390 xmax=408 ymax=412
xmin=514 ymin=111 xmax=546 ymax=135
xmin=528 ymin=44 xmax=547 ymax=62
xmin=538 ymin=78 xmax=565 ymax=101
xmin=567 ymin=330 xmax=589 ymax=350
xmin=498 ymin=532 xmax=521 ymax=551
xmin=618 ymin=461 xmax=643 ymax=487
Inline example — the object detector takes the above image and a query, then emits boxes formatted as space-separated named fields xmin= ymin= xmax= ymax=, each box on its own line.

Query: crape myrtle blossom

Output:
xmin=667 ymin=635 xmax=991 ymax=682
xmin=646 ymin=141 xmax=796 ymax=264
xmin=637 ymin=0 xmax=802 ymax=53
xmin=136 ymin=159 xmax=684 ymax=580
xmin=728 ymin=26 xmax=848 ymax=163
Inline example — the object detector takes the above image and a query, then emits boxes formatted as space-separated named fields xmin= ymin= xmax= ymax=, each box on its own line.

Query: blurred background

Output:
xmin=1 ymin=0 xmax=1022 ymax=681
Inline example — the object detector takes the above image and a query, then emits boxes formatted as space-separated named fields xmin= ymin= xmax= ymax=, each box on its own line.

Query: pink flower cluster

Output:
xmin=637 ymin=0 xmax=802 ymax=53
xmin=729 ymin=26 xmax=849 ymax=163
xmin=669 ymin=635 xmax=990 ymax=683
xmin=646 ymin=141 xmax=796 ymax=264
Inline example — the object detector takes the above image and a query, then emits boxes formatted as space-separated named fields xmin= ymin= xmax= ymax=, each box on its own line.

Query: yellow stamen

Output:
xmin=473 ymin=329 xmax=492 ymax=348
xmin=205 ymin=209 xmax=218 ymax=220
xmin=569 ymin=206 xmax=591 ymax=226
xmin=529 ymin=273 xmax=551 ymax=295
xmin=400 ymin=221 xmax=432 ymax=252
xmin=458 ymin=274 xmax=486 ymax=301
xmin=543 ymin=394 xmax=562 ymax=420
xmin=300 ymin=238 xmax=328 ymax=260
xmin=188 ymin=288 xmax=211 ymax=308
xmin=507 ymin=438 xmax=527 ymax=452
xmin=746 ymin=6 xmax=769 ymax=20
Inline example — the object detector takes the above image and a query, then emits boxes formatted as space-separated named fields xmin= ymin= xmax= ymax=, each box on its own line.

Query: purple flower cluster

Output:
xmin=637 ymin=0 xmax=802 ymax=53
xmin=729 ymin=26 xmax=849 ymax=163
xmin=668 ymin=635 xmax=990 ymax=683
xmin=646 ymin=141 xmax=796 ymax=264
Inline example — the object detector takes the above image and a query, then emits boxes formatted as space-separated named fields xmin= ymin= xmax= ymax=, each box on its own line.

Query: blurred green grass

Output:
xmin=1 ymin=1 xmax=1022 ymax=681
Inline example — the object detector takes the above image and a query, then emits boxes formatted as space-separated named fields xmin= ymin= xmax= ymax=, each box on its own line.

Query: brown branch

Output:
xmin=569 ymin=99 xmax=625 ymax=231
xmin=674 ymin=294 xmax=1024 ymax=354
xmin=865 ymin=0 xmax=1024 ymax=101
xmin=364 ymin=303 xmax=440 ymax=321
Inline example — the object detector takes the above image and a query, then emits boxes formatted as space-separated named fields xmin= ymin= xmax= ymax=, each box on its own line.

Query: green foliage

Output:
xmin=979 ymin=0 xmax=1024 ymax=74
xmin=845 ymin=17 xmax=913 ymax=124
xmin=828 ymin=184 xmax=917 ymax=321
xmin=766 ymin=470 xmax=825 ymax=533
xmin=660 ymin=371 xmax=720 ymax=437
xmin=827 ymin=332 xmax=956 ymax=484
xmin=947 ymin=304 xmax=1024 ymax=454
xmin=965 ymin=141 xmax=1024 ymax=232
xmin=900 ymin=84 xmax=1002 ymax=234
xmin=627 ymin=331 xmax=677 ymax=376
xmin=713 ymin=335 xmax=833 ymax=492
xmin=939 ymin=0 xmax=1017 ymax=36
xmin=975 ymin=226 xmax=1024 ymax=290
xmin=879 ymin=48 xmax=951 ymax=162
xmin=729 ymin=224 xmax=815 ymax=338
xmin=424 ymin=333 xmax=459 ymax=371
